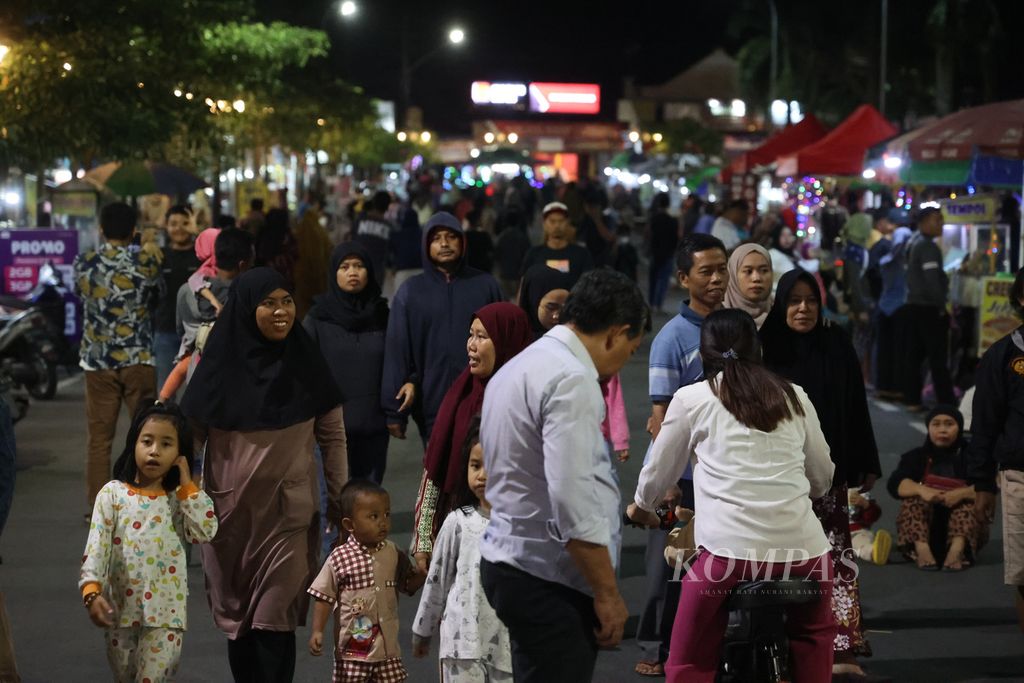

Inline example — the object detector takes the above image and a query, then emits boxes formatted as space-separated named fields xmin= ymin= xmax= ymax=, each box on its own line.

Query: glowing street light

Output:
xmin=628 ymin=130 xmax=640 ymax=143
xmin=483 ymin=132 xmax=495 ymax=144
xmin=397 ymin=131 xmax=408 ymax=142
xmin=420 ymin=131 xmax=432 ymax=143
xmin=448 ymin=28 xmax=465 ymax=45
xmin=652 ymin=132 xmax=664 ymax=143
xmin=232 ymin=99 xmax=246 ymax=113
xmin=339 ymin=1 xmax=357 ymax=17
xmin=0 ymin=45 xmax=9 ymax=65
xmin=62 ymin=62 xmax=72 ymax=72
xmin=507 ymin=132 xmax=518 ymax=144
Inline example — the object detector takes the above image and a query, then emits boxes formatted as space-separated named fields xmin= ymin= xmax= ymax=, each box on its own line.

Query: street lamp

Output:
xmin=448 ymin=27 xmax=465 ymax=45
xmin=0 ymin=44 xmax=8 ymax=65
xmin=339 ymin=0 xmax=357 ymax=17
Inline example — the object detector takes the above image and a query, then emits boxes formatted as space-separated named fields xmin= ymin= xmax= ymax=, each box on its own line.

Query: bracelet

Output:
xmin=83 ymin=591 xmax=100 ymax=609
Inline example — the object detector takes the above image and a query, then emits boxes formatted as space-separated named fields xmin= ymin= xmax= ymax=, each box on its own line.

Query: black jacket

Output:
xmin=303 ymin=317 xmax=387 ymax=437
xmin=887 ymin=444 xmax=968 ymax=500
xmin=967 ymin=325 xmax=1024 ymax=491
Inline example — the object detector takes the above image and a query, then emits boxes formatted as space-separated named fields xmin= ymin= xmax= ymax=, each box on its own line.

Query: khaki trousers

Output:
xmin=84 ymin=365 xmax=155 ymax=507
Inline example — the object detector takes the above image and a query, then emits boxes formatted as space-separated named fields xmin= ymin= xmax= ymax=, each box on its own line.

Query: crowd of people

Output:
xmin=63 ymin=173 xmax=1024 ymax=683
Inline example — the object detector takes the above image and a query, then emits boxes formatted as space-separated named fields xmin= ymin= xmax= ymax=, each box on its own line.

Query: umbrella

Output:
xmin=84 ymin=161 xmax=208 ymax=198
xmin=905 ymin=99 xmax=1024 ymax=162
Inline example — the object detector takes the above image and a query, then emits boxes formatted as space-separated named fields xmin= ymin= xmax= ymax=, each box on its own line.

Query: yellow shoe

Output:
xmin=872 ymin=529 xmax=892 ymax=566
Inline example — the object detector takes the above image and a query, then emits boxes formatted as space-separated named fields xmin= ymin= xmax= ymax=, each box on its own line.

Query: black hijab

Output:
xmin=760 ymin=269 xmax=880 ymax=487
xmin=518 ymin=264 xmax=575 ymax=337
xmin=307 ymin=242 xmax=389 ymax=332
xmin=181 ymin=267 xmax=342 ymax=431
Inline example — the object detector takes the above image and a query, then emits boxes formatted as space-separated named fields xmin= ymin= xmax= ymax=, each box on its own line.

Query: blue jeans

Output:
xmin=153 ymin=331 xmax=181 ymax=395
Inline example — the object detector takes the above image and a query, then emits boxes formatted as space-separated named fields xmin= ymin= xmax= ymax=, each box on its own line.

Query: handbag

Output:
xmin=922 ymin=458 xmax=967 ymax=492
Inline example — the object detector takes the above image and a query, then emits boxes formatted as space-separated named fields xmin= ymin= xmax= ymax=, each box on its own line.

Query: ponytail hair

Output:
xmin=700 ymin=309 xmax=804 ymax=432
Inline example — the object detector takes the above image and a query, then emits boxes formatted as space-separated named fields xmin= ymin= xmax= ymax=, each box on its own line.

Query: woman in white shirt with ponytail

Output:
xmin=628 ymin=308 xmax=836 ymax=683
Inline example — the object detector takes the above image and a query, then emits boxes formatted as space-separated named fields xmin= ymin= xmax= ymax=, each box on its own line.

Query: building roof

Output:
xmin=638 ymin=49 xmax=741 ymax=102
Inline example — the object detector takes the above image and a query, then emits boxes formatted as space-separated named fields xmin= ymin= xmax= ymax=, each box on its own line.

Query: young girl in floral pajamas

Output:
xmin=80 ymin=403 xmax=218 ymax=682
xmin=412 ymin=420 xmax=513 ymax=682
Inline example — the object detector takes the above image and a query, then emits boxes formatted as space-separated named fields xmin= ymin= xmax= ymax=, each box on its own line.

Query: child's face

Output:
xmin=165 ymin=212 xmax=193 ymax=248
xmin=344 ymin=492 xmax=391 ymax=546
xmin=467 ymin=443 xmax=488 ymax=506
xmin=133 ymin=417 xmax=179 ymax=489
xmin=928 ymin=415 xmax=960 ymax=448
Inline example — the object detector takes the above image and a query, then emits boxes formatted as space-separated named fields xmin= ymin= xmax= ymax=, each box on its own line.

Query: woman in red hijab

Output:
xmin=410 ymin=302 xmax=533 ymax=572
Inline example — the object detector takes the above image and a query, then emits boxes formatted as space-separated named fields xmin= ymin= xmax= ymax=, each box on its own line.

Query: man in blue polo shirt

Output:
xmin=635 ymin=232 xmax=728 ymax=677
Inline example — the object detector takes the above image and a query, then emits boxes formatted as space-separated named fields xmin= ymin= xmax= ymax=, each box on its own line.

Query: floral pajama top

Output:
xmin=79 ymin=480 xmax=218 ymax=629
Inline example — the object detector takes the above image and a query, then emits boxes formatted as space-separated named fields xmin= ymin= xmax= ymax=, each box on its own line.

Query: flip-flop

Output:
xmin=634 ymin=661 xmax=665 ymax=677
xmin=916 ymin=560 xmax=938 ymax=570
xmin=872 ymin=529 xmax=892 ymax=566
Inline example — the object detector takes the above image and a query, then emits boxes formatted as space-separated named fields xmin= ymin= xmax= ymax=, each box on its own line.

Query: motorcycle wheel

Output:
xmin=26 ymin=349 xmax=57 ymax=400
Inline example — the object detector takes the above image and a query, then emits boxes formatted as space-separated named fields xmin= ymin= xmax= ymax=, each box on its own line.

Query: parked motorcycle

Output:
xmin=0 ymin=296 xmax=59 ymax=400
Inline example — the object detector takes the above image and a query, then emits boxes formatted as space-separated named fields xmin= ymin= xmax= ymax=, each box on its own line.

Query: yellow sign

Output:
xmin=941 ymin=195 xmax=998 ymax=225
xmin=978 ymin=275 xmax=1018 ymax=354
xmin=236 ymin=180 xmax=271 ymax=218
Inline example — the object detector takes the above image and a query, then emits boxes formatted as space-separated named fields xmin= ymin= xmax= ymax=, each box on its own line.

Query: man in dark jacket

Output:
xmin=382 ymin=212 xmax=502 ymax=443
xmin=903 ymin=206 xmax=954 ymax=408
xmin=967 ymin=268 xmax=1024 ymax=628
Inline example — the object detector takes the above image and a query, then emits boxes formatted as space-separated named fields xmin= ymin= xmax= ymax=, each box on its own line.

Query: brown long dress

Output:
xmin=199 ymin=406 xmax=347 ymax=638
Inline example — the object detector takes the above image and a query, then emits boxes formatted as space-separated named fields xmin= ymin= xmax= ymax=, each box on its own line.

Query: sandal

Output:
xmin=634 ymin=661 xmax=665 ymax=677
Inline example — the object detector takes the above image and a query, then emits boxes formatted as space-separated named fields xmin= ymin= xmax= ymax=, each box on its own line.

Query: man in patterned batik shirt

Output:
xmin=74 ymin=202 xmax=161 ymax=512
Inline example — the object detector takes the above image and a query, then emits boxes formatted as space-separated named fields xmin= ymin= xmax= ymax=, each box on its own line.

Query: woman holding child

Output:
xmin=182 ymin=267 xmax=348 ymax=683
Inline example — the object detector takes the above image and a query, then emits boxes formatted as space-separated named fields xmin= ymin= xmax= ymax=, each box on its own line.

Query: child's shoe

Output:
xmin=871 ymin=529 xmax=892 ymax=566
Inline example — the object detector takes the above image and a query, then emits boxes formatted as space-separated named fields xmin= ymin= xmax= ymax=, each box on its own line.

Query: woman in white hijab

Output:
xmin=723 ymin=243 xmax=773 ymax=328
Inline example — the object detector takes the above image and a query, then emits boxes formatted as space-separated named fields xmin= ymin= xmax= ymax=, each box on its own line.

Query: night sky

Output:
xmin=256 ymin=0 xmax=741 ymax=134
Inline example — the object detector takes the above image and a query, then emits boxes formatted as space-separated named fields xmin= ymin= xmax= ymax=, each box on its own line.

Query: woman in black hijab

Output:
xmin=517 ymin=264 xmax=575 ymax=338
xmin=181 ymin=267 xmax=346 ymax=683
xmin=759 ymin=268 xmax=881 ymax=677
xmin=304 ymin=242 xmax=390 ymax=483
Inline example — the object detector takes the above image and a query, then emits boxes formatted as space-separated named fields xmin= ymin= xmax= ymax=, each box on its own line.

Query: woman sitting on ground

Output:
xmin=887 ymin=405 xmax=990 ymax=570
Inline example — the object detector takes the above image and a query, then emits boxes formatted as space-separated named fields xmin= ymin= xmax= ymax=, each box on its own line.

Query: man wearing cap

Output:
xmin=382 ymin=212 xmax=503 ymax=443
xmin=520 ymin=202 xmax=595 ymax=282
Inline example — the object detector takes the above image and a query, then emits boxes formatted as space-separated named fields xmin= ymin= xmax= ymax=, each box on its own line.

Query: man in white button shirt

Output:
xmin=479 ymin=269 xmax=650 ymax=682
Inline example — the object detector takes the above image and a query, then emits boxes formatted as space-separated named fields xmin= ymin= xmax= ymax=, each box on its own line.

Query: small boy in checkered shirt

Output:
xmin=308 ymin=480 xmax=425 ymax=682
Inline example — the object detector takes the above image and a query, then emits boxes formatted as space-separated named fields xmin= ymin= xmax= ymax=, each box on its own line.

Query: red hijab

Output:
xmin=424 ymin=302 xmax=533 ymax=493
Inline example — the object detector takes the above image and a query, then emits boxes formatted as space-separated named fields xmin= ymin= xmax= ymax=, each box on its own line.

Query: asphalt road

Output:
xmin=3 ymin=284 xmax=1023 ymax=682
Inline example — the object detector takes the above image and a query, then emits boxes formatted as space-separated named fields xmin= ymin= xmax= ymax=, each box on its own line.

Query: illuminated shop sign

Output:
xmin=471 ymin=81 xmax=601 ymax=115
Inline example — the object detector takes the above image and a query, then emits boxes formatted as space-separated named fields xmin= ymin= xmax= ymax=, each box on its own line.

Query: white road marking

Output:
xmin=872 ymin=400 xmax=899 ymax=413
xmin=57 ymin=374 xmax=83 ymax=390
xmin=907 ymin=421 xmax=927 ymax=435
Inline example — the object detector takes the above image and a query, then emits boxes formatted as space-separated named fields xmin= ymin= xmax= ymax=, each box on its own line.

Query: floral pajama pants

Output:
xmin=105 ymin=625 xmax=183 ymax=683
xmin=813 ymin=486 xmax=871 ymax=657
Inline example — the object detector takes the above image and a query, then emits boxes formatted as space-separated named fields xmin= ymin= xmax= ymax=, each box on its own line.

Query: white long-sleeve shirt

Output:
xmin=634 ymin=379 xmax=834 ymax=561
xmin=480 ymin=324 xmax=621 ymax=596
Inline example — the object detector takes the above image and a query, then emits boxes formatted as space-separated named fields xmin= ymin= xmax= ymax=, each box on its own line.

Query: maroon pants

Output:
xmin=665 ymin=550 xmax=836 ymax=683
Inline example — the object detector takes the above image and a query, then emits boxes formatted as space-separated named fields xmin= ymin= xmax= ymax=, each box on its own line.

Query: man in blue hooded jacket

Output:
xmin=381 ymin=212 xmax=503 ymax=443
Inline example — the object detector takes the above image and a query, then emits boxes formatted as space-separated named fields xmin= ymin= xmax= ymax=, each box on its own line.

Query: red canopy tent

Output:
xmin=726 ymin=115 xmax=828 ymax=178
xmin=775 ymin=104 xmax=897 ymax=177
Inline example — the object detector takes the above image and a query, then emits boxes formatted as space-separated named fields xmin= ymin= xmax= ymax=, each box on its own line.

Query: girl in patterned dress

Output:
xmin=80 ymin=403 xmax=218 ymax=682
xmin=412 ymin=419 xmax=513 ymax=682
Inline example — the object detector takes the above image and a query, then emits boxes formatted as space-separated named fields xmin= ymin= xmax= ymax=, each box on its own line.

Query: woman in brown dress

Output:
xmin=182 ymin=267 xmax=347 ymax=682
